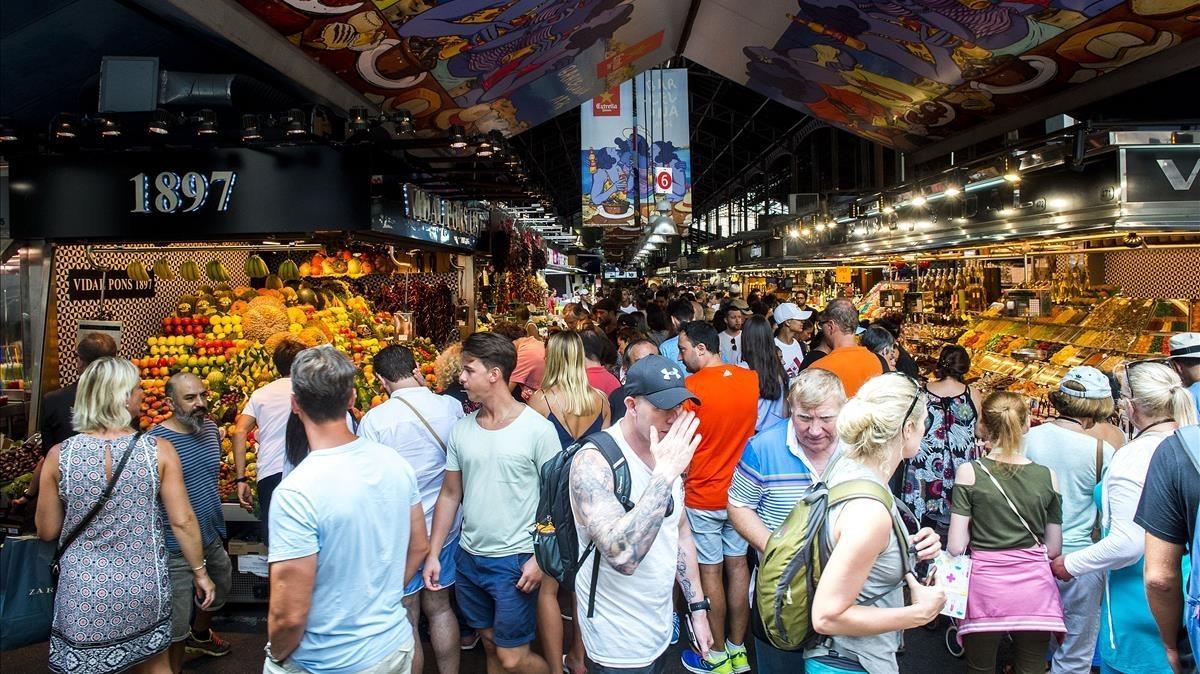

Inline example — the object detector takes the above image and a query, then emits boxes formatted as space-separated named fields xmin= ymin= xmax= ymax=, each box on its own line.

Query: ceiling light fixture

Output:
xmin=475 ymin=135 xmax=494 ymax=157
xmin=911 ymin=193 xmax=927 ymax=207
xmin=348 ymin=106 xmax=370 ymax=133
xmin=96 ymin=116 xmax=121 ymax=138
xmin=448 ymin=124 xmax=467 ymax=149
xmin=239 ymin=114 xmax=262 ymax=142
xmin=147 ymin=109 xmax=171 ymax=136
xmin=943 ymin=185 xmax=961 ymax=198
xmin=52 ymin=113 xmax=79 ymax=140
xmin=394 ymin=110 xmax=414 ymax=135
xmin=283 ymin=108 xmax=307 ymax=136
xmin=195 ymin=109 xmax=219 ymax=136
xmin=0 ymin=118 xmax=17 ymax=143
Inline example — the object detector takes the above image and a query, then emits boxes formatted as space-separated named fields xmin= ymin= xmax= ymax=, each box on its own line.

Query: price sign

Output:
xmin=835 ymin=266 xmax=853 ymax=284
xmin=654 ymin=166 xmax=673 ymax=194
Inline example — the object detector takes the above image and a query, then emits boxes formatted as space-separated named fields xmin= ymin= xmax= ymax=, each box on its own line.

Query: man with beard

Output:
xmin=150 ymin=372 xmax=234 ymax=671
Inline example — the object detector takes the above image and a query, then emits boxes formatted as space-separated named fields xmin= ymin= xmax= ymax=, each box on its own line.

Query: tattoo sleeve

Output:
xmin=676 ymin=518 xmax=704 ymax=604
xmin=570 ymin=448 xmax=674 ymax=575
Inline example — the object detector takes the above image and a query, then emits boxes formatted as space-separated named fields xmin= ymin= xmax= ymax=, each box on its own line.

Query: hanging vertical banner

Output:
xmin=581 ymin=69 xmax=691 ymax=230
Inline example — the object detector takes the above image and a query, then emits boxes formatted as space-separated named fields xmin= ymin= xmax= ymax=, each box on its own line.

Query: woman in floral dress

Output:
xmin=37 ymin=357 xmax=214 ymax=674
xmin=902 ymin=345 xmax=982 ymax=537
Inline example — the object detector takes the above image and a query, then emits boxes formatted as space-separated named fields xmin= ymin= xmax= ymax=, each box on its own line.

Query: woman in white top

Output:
xmin=807 ymin=373 xmax=946 ymax=673
xmin=1050 ymin=361 xmax=1197 ymax=674
xmin=1024 ymin=365 xmax=1117 ymax=674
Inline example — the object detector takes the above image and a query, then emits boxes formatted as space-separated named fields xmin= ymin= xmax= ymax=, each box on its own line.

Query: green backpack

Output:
xmin=755 ymin=476 xmax=912 ymax=652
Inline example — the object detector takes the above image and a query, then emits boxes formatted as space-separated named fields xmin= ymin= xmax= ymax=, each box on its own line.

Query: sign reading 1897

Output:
xmin=130 ymin=171 xmax=237 ymax=214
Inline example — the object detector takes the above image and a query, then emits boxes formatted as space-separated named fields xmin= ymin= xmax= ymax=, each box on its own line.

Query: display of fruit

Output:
xmin=0 ymin=435 xmax=42 ymax=482
xmin=126 ymin=260 xmax=151 ymax=283
xmin=245 ymin=255 xmax=270 ymax=279
xmin=153 ymin=258 xmax=176 ymax=280
xmin=205 ymin=260 xmax=232 ymax=283
xmin=180 ymin=260 xmax=202 ymax=282
xmin=278 ymin=259 xmax=301 ymax=281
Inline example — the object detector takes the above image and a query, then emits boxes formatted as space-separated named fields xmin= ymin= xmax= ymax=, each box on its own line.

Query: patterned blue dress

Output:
xmin=902 ymin=386 xmax=979 ymax=527
xmin=50 ymin=433 xmax=172 ymax=674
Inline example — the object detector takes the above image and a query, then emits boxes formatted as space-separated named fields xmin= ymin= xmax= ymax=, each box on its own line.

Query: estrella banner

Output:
xmin=581 ymin=68 xmax=691 ymax=232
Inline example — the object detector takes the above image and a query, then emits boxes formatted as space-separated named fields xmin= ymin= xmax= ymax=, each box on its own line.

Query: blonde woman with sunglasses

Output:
xmin=1052 ymin=361 xmax=1196 ymax=674
xmin=806 ymin=373 xmax=945 ymax=673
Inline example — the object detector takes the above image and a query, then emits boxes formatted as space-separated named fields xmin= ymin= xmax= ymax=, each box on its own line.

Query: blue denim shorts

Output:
xmin=453 ymin=548 xmax=537 ymax=648
xmin=404 ymin=535 xmax=458 ymax=597
xmin=686 ymin=507 xmax=748 ymax=565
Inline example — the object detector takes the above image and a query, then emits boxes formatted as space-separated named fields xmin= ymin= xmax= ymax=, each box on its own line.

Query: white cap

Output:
xmin=774 ymin=302 xmax=813 ymax=323
xmin=1168 ymin=333 xmax=1200 ymax=359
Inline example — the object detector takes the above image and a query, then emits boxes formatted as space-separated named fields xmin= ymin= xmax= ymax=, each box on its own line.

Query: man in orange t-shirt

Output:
xmin=811 ymin=298 xmax=884 ymax=398
xmin=677 ymin=320 xmax=759 ymax=673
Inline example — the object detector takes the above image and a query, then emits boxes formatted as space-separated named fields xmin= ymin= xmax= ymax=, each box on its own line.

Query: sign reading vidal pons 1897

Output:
xmin=66 ymin=269 xmax=156 ymax=301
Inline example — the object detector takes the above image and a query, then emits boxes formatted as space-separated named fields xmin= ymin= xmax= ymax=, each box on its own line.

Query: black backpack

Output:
xmin=533 ymin=431 xmax=633 ymax=617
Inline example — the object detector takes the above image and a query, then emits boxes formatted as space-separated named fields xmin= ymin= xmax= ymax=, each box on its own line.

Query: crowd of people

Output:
xmin=20 ymin=282 xmax=1200 ymax=674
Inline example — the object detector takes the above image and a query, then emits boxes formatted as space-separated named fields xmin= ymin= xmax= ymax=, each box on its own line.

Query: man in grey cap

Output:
xmin=1167 ymin=332 xmax=1200 ymax=413
xmin=570 ymin=355 xmax=713 ymax=673
xmin=719 ymin=299 xmax=750 ymax=366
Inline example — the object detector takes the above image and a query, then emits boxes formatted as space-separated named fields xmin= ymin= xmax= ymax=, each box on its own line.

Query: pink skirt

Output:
xmin=957 ymin=546 xmax=1066 ymax=642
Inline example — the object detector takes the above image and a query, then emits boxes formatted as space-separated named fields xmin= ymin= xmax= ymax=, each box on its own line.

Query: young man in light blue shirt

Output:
xmin=265 ymin=345 xmax=429 ymax=674
xmin=658 ymin=299 xmax=694 ymax=376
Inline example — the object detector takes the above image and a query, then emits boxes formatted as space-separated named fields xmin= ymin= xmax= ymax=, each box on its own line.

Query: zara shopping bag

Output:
xmin=0 ymin=535 xmax=57 ymax=650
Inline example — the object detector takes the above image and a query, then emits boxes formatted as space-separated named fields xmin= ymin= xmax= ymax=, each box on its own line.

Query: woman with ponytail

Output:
xmin=949 ymin=391 xmax=1065 ymax=674
xmin=806 ymin=374 xmax=946 ymax=673
xmin=1050 ymin=361 xmax=1196 ymax=674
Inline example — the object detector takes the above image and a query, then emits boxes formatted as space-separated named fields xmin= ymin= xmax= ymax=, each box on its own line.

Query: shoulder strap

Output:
xmin=581 ymin=431 xmax=634 ymax=510
xmin=827 ymin=479 xmax=913 ymax=578
xmin=975 ymin=459 xmax=1043 ymax=547
xmin=1094 ymin=437 xmax=1104 ymax=488
xmin=392 ymin=394 xmax=448 ymax=453
xmin=54 ymin=432 xmax=143 ymax=566
xmin=1174 ymin=427 xmax=1200 ymax=476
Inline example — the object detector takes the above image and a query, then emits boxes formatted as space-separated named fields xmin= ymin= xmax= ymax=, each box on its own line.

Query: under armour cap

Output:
xmin=623 ymin=355 xmax=701 ymax=410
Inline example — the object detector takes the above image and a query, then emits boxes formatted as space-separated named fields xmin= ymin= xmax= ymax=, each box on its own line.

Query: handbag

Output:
xmin=1090 ymin=437 xmax=1105 ymax=543
xmin=0 ymin=536 xmax=56 ymax=651
xmin=391 ymin=396 xmax=448 ymax=453
xmin=50 ymin=431 xmax=142 ymax=579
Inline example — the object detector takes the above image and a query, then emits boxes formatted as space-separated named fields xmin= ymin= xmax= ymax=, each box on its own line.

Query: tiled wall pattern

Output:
xmin=1103 ymin=249 xmax=1200 ymax=298
xmin=53 ymin=244 xmax=251 ymax=385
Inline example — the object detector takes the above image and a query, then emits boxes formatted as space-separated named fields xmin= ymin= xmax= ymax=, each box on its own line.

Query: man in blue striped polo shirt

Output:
xmin=150 ymin=372 xmax=234 ymax=671
xmin=727 ymin=368 xmax=848 ymax=674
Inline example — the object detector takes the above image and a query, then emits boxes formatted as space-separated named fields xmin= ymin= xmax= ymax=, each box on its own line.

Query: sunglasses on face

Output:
xmin=1114 ymin=358 xmax=1168 ymax=401
xmin=888 ymin=372 xmax=928 ymax=433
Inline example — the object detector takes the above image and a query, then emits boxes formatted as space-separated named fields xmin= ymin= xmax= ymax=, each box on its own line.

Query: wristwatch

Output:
xmin=688 ymin=597 xmax=711 ymax=613
xmin=235 ymin=477 xmax=251 ymax=484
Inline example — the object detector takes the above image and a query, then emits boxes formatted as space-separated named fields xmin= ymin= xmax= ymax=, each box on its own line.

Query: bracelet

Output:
xmin=192 ymin=562 xmax=207 ymax=572
xmin=234 ymin=477 xmax=250 ymax=484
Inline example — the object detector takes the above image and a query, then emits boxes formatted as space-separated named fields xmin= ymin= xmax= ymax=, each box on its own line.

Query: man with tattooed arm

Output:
xmin=570 ymin=354 xmax=714 ymax=673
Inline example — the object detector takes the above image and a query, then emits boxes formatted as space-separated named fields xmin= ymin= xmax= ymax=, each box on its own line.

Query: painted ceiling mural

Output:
xmin=237 ymin=0 xmax=689 ymax=137
xmin=683 ymin=0 xmax=1200 ymax=150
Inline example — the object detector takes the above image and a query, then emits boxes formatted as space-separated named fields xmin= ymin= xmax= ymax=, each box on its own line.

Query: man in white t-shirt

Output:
xmin=570 ymin=355 xmax=713 ymax=673
xmin=772 ymin=302 xmax=813 ymax=380
xmin=424 ymin=332 xmax=560 ymax=674
xmin=358 ymin=344 xmax=465 ymax=674
xmin=264 ymin=345 xmax=429 ymax=673
xmin=719 ymin=299 xmax=749 ymax=366
xmin=233 ymin=338 xmax=307 ymax=544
